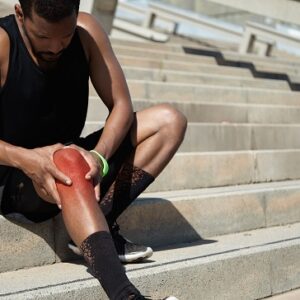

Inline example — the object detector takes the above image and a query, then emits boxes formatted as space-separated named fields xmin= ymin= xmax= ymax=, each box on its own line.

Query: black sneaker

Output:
xmin=110 ymin=223 xmax=153 ymax=263
xmin=68 ymin=224 xmax=153 ymax=263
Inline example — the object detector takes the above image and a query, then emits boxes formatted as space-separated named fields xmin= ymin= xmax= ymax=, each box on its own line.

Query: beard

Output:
xmin=22 ymin=25 xmax=66 ymax=63
xmin=35 ymin=49 xmax=65 ymax=62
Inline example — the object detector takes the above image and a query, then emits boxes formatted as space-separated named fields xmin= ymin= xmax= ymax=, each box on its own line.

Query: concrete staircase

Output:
xmin=2 ymin=33 xmax=300 ymax=299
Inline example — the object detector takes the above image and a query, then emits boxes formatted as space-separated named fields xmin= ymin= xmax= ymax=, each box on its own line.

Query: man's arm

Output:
xmin=0 ymin=27 xmax=9 ymax=91
xmin=0 ymin=30 xmax=24 ymax=169
xmin=77 ymin=13 xmax=134 ymax=160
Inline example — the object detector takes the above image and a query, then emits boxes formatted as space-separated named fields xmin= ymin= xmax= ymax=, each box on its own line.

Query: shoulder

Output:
xmin=77 ymin=12 xmax=107 ymax=37
xmin=76 ymin=12 xmax=112 ymax=61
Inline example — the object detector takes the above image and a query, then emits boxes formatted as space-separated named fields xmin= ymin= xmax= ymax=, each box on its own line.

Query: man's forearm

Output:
xmin=93 ymin=101 xmax=134 ymax=159
xmin=0 ymin=140 xmax=28 ymax=169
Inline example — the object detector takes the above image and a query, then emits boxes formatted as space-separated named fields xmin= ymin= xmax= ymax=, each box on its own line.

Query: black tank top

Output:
xmin=0 ymin=15 xmax=89 ymax=148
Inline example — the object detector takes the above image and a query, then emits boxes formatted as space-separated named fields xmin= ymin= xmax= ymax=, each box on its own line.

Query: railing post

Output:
xmin=173 ymin=22 xmax=180 ymax=35
xmin=143 ymin=11 xmax=156 ymax=28
xmin=239 ymin=28 xmax=255 ymax=54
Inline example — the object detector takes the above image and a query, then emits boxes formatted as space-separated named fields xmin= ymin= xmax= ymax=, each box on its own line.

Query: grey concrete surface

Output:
xmin=121 ymin=66 xmax=290 ymax=90
xmin=117 ymin=55 xmax=253 ymax=77
xmin=2 ymin=223 xmax=300 ymax=299
xmin=110 ymin=37 xmax=300 ymax=68
xmin=86 ymin=97 xmax=300 ymax=124
xmin=3 ymin=179 xmax=300 ymax=271
xmin=111 ymin=37 xmax=185 ymax=53
xmin=118 ymin=80 xmax=300 ymax=105
xmin=83 ymin=121 xmax=300 ymax=152
xmin=119 ymin=180 xmax=300 ymax=247
xmin=113 ymin=45 xmax=300 ymax=76
xmin=0 ymin=216 xmax=55 ymax=273
xmin=147 ymin=150 xmax=300 ymax=191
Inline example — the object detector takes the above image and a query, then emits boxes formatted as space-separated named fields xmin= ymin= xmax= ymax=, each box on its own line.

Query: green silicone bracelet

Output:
xmin=90 ymin=150 xmax=109 ymax=177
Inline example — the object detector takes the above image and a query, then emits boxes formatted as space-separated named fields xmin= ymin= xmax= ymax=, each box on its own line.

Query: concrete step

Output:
xmin=113 ymin=45 xmax=300 ymax=76
xmin=121 ymin=67 xmax=290 ymax=91
xmin=179 ymin=123 xmax=300 ymax=152
xmin=110 ymin=38 xmax=300 ymax=69
xmin=117 ymin=55 xmax=253 ymax=77
xmin=187 ymin=43 xmax=300 ymax=69
xmin=170 ymin=34 xmax=239 ymax=52
xmin=0 ymin=214 xmax=78 ymax=273
xmin=2 ymin=179 xmax=300 ymax=273
xmin=113 ymin=44 xmax=215 ymax=64
xmin=36 ymin=147 xmax=300 ymax=192
xmin=83 ymin=121 xmax=300 ymax=152
xmin=111 ymin=37 xmax=185 ymax=53
xmin=86 ymin=97 xmax=300 ymax=124
xmin=2 ymin=223 xmax=300 ymax=299
xmin=147 ymin=150 xmax=300 ymax=192
xmin=119 ymin=180 xmax=300 ymax=247
xmin=92 ymin=80 xmax=300 ymax=106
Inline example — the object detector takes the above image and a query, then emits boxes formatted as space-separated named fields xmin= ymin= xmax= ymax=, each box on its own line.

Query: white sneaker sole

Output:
xmin=68 ymin=243 xmax=153 ymax=263
xmin=118 ymin=246 xmax=153 ymax=263
xmin=68 ymin=243 xmax=82 ymax=256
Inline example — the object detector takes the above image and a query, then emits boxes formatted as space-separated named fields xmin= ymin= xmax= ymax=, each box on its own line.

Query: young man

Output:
xmin=0 ymin=0 xmax=187 ymax=299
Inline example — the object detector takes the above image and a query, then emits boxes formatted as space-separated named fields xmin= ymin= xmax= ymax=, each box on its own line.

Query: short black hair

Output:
xmin=19 ymin=0 xmax=80 ymax=22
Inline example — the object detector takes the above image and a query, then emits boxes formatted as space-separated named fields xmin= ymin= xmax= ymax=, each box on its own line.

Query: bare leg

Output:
xmin=53 ymin=147 xmax=108 ymax=246
xmin=100 ymin=103 xmax=187 ymax=226
xmin=53 ymin=148 xmax=141 ymax=299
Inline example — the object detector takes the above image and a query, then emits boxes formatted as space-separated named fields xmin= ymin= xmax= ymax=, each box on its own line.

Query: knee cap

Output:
xmin=53 ymin=148 xmax=90 ymax=177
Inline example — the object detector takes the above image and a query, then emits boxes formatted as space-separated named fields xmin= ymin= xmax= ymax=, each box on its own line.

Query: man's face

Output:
xmin=22 ymin=9 xmax=77 ymax=62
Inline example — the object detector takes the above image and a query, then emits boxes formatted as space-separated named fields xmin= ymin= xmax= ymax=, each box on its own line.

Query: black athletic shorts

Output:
xmin=0 ymin=128 xmax=134 ymax=223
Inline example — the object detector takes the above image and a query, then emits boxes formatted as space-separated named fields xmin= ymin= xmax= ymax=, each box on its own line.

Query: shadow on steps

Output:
xmin=184 ymin=47 xmax=300 ymax=91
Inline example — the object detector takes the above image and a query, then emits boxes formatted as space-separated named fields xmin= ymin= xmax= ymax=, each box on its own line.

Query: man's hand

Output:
xmin=65 ymin=144 xmax=102 ymax=202
xmin=21 ymin=143 xmax=72 ymax=208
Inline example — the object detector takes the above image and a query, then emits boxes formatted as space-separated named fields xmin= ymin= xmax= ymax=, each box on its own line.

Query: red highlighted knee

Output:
xmin=53 ymin=147 xmax=90 ymax=179
xmin=53 ymin=148 xmax=94 ymax=202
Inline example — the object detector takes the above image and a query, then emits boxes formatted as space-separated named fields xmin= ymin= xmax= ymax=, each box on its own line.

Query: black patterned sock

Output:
xmin=80 ymin=231 xmax=141 ymax=300
xmin=100 ymin=163 xmax=154 ymax=226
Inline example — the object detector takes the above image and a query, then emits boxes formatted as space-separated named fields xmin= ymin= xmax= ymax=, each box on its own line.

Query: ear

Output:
xmin=15 ymin=4 xmax=24 ymax=23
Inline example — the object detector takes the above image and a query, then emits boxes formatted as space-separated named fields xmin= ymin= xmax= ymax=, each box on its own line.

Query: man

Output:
xmin=0 ymin=0 xmax=187 ymax=299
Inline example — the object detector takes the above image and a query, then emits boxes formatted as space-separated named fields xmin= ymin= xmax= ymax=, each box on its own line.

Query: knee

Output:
xmin=53 ymin=147 xmax=89 ymax=178
xmin=159 ymin=103 xmax=187 ymax=141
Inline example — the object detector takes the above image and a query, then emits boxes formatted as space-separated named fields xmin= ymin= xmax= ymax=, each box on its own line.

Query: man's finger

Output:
xmin=51 ymin=166 xmax=72 ymax=185
xmin=85 ymin=166 xmax=99 ymax=180
xmin=48 ymin=180 xmax=62 ymax=209
xmin=95 ymin=183 xmax=100 ymax=202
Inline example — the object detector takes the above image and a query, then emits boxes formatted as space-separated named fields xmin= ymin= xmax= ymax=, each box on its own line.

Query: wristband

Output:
xmin=90 ymin=150 xmax=109 ymax=177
